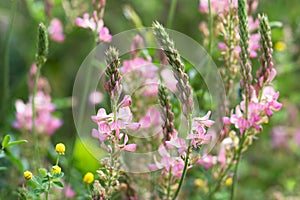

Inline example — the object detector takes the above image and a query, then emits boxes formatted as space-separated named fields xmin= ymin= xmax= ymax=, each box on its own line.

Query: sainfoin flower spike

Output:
xmin=105 ymin=46 xmax=122 ymax=103
xmin=153 ymin=21 xmax=193 ymax=118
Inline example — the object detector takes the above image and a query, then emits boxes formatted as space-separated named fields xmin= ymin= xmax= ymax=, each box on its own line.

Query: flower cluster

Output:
xmin=22 ymin=143 xmax=67 ymax=199
xmin=48 ymin=18 xmax=65 ymax=43
xmin=91 ymin=95 xmax=140 ymax=151
xmin=13 ymin=91 xmax=62 ymax=135
xmin=199 ymin=0 xmax=260 ymax=95
xmin=76 ymin=0 xmax=111 ymax=42
xmin=195 ymin=3 xmax=282 ymax=198
xmin=223 ymin=86 xmax=282 ymax=134
xmin=117 ymin=34 xmax=161 ymax=98
xmin=14 ymin=64 xmax=62 ymax=135
xmin=89 ymin=47 xmax=142 ymax=199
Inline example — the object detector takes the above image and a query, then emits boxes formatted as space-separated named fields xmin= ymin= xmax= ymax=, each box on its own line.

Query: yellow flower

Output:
xmin=83 ymin=172 xmax=94 ymax=184
xmin=52 ymin=165 xmax=61 ymax=174
xmin=55 ymin=143 xmax=66 ymax=155
xmin=225 ymin=177 xmax=233 ymax=186
xmin=24 ymin=171 xmax=33 ymax=180
xmin=194 ymin=179 xmax=206 ymax=188
xmin=274 ymin=41 xmax=286 ymax=51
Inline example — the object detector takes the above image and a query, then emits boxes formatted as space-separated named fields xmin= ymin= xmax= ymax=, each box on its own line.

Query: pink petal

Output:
xmin=123 ymin=144 xmax=136 ymax=152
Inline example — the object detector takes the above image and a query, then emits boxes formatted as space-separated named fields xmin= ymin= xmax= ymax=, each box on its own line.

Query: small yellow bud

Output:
xmin=225 ymin=177 xmax=233 ymax=186
xmin=274 ymin=41 xmax=286 ymax=51
xmin=24 ymin=171 xmax=33 ymax=180
xmin=83 ymin=172 xmax=94 ymax=184
xmin=52 ymin=165 xmax=61 ymax=174
xmin=55 ymin=143 xmax=66 ymax=155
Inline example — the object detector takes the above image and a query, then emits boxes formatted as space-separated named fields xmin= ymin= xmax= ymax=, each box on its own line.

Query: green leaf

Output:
xmin=38 ymin=168 xmax=48 ymax=177
xmin=0 ymin=166 xmax=7 ymax=171
xmin=6 ymin=140 xmax=28 ymax=147
xmin=2 ymin=135 xmax=11 ymax=149
xmin=53 ymin=172 xmax=64 ymax=179
xmin=53 ymin=181 xmax=64 ymax=188
xmin=32 ymin=176 xmax=43 ymax=185
xmin=269 ymin=21 xmax=283 ymax=29
xmin=33 ymin=188 xmax=45 ymax=195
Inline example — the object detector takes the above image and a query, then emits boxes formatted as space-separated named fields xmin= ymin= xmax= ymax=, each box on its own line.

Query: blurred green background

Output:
xmin=1 ymin=0 xmax=300 ymax=199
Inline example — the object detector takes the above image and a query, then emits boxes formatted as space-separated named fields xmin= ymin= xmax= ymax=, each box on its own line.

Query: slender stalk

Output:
xmin=45 ymin=175 xmax=51 ymax=200
xmin=32 ymin=64 xmax=41 ymax=169
xmin=167 ymin=0 xmax=178 ymax=28
xmin=172 ymin=115 xmax=192 ymax=200
xmin=208 ymin=157 xmax=234 ymax=199
xmin=1 ymin=0 xmax=17 ymax=124
xmin=77 ymin=32 xmax=98 ymax=131
xmin=166 ymin=166 xmax=172 ymax=199
xmin=208 ymin=0 xmax=213 ymax=55
xmin=230 ymin=134 xmax=245 ymax=200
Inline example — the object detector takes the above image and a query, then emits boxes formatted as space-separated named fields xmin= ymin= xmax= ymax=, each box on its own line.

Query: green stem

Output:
xmin=172 ymin=115 xmax=192 ymax=200
xmin=45 ymin=175 xmax=51 ymax=200
xmin=166 ymin=166 xmax=172 ymax=199
xmin=32 ymin=64 xmax=41 ymax=169
xmin=208 ymin=0 xmax=213 ymax=55
xmin=230 ymin=134 xmax=245 ymax=200
xmin=167 ymin=0 xmax=178 ymax=28
xmin=77 ymin=33 xmax=98 ymax=132
xmin=56 ymin=155 xmax=60 ymax=166
xmin=208 ymin=158 xmax=234 ymax=199
xmin=1 ymin=0 xmax=17 ymax=125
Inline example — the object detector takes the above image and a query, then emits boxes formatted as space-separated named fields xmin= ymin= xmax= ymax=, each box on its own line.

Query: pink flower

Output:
xmin=228 ymin=105 xmax=250 ymax=134
xmin=249 ymin=33 xmax=260 ymax=58
xmin=261 ymin=86 xmax=282 ymax=116
xmin=89 ymin=91 xmax=103 ymax=105
xmin=99 ymin=27 xmax=112 ymax=42
xmin=121 ymin=58 xmax=158 ymax=79
xmin=76 ymin=13 xmax=98 ymax=30
xmin=48 ymin=18 xmax=65 ymax=43
xmin=199 ymin=0 xmax=237 ymax=14
xmin=64 ymin=184 xmax=76 ymax=198
xmin=271 ymin=126 xmax=288 ymax=149
xmin=218 ymin=148 xmax=227 ymax=166
xmin=119 ymin=95 xmax=132 ymax=108
xmin=165 ymin=131 xmax=188 ymax=155
xmin=197 ymin=154 xmax=217 ymax=169
xmin=161 ymin=68 xmax=177 ymax=93
xmin=130 ymin=34 xmax=144 ymax=58
xmin=13 ymin=92 xmax=62 ymax=135
xmin=139 ymin=107 xmax=162 ymax=129
xmin=148 ymin=145 xmax=186 ymax=178
xmin=91 ymin=95 xmax=140 ymax=142
xmin=187 ymin=111 xmax=214 ymax=148
xmin=120 ymin=134 xmax=137 ymax=152
xmin=294 ymin=129 xmax=300 ymax=147
xmin=76 ymin=12 xmax=111 ymax=43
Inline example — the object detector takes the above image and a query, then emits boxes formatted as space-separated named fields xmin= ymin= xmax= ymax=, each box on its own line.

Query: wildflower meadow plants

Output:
xmin=1 ymin=0 xmax=298 ymax=199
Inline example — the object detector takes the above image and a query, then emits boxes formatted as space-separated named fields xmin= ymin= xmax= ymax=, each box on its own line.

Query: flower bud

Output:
xmin=24 ymin=171 xmax=33 ymax=180
xmin=36 ymin=23 xmax=49 ymax=65
xmin=83 ymin=172 xmax=94 ymax=184
xmin=55 ymin=143 xmax=66 ymax=155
